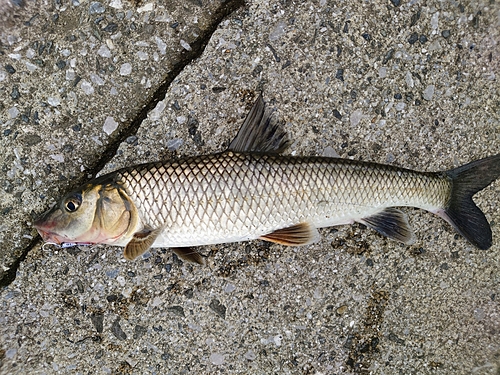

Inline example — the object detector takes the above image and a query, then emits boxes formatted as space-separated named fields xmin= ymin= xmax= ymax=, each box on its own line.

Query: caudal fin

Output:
xmin=441 ymin=154 xmax=500 ymax=250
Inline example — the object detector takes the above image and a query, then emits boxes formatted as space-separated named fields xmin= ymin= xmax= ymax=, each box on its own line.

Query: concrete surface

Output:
xmin=1 ymin=0 xmax=499 ymax=374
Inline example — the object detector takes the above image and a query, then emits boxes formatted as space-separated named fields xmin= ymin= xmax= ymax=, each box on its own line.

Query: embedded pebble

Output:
xmin=120 ymin=63 xmax=132 ymax=76
xmin=66 ymin=69 xmax=76 ymax=80
xmin=473 ymin=308 xmax=485 ymax=321
xmin=137 ymin=2 xmax=154 ymax=12
xmin=111 ymin=318 xmax=127 ymax=340
xmin=430 ymin=12 xmax=439 ymax=30
xmin=5 ymin=348 xmax=17 ymax=359
xmin=80 ymin=80 xmax=94 ymax=95
xmin=166 ymin=138 xmax=183 ymax=151
xmin=50 ymin=154 xmax=65 ymax=162
xmin=423 ymin=85 xmax=435 ymax=101
xmin=90 ymin=73 xmax=105 ymax=85
xmin=47 ymin=97 xmax=60 ymax=106
xmin=244 ymin=350 xmax=256 ymax=360
xmin=322 ymin=146 xmax=339 ymax=158
xmin=350 ymin=109 xmax=364 ymax=126
xmin=180 ymin=40 xmax=192 ymax=51
xmin=10 ymin=86 xmax=20 ymax=100
xmin=5 ymin=64 xmax=16 ymax=74
xmin=89 ymin=2 xmax=105 ymax=14
xmin=109 ymin=0 xmax=122 ymax=9
xmin=155 ymin=37 xmax=167 ymax=55
xmin=103 ymin=116 xmax=119 ymax=135
xmin=224 ymin=283 xmax=236 ymax=293
xmin=137 ymin=51 xmax=148 ymax=60
xmin=209 ymin=353 xmax=225 ymax=365
xmin=405 ymin=71 xmax=414 ymax=88
xmin=98 ymin=45 xmax=112 ymax=58
xmin=269 ymin=21 xmax=286 ymax=41
xmin=8 ymin=107 xmax=19 ymax=118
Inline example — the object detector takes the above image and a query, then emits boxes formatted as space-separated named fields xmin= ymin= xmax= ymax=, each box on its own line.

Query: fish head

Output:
xmin=34 ymin=181 xmax=137 ymax=246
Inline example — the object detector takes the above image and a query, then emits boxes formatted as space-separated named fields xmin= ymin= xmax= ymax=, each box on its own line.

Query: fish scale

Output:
xmin=115 ymin=152 xmax=450 ymax=248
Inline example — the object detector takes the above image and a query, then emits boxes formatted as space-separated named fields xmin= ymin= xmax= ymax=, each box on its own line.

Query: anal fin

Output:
xmin=124 ymin=227 xmax=162 ymax=260
xmin=260 ymin=222 xmax=320 ymax=246
xmin=171 ymin=247 xmax=206 ymax=265
xmin=359 ymin=208 xmax=416 ymax=244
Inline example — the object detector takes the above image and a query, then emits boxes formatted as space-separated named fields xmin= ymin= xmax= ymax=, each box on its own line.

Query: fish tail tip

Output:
xmin=441 ymin=155 xmax=500 ymax=249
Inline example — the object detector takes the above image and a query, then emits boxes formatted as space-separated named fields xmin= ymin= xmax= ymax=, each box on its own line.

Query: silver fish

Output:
xmin=34 ymin=95 xmax=500 ymax=263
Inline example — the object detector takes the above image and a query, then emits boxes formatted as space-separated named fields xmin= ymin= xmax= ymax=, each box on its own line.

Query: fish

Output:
xmin=34 ymin=94 xmax=500 ymax=264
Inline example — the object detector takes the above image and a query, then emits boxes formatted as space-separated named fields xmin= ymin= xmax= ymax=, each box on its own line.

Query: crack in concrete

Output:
xmin=0 ymin=0 xmax=246 ymax=288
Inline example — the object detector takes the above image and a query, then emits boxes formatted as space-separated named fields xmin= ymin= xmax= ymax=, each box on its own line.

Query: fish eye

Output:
xmin=64 ymin=193 xmax=82 ymax=212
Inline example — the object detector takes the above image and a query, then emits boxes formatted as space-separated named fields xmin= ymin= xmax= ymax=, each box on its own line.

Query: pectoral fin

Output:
xmin=260 ymin=222 xmax=320 ymax=246
xmin=171 ymin=247 xmax=206 ymax=265
xmin=124 ymin=228 xmax=162 ymax=260
xmin=359 ymin=208 xmax=416 ymax=244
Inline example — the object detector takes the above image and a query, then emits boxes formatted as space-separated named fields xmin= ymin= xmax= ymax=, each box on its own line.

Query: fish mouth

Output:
xmin=35 ymin=227 xmax=66 ymax=245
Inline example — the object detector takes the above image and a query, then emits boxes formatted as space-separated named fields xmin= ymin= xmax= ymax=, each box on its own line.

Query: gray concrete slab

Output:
xmin=1 ymin=0 xmax=499 ymax=374
xmin=0 ymin=0 xmax=243 ymax=283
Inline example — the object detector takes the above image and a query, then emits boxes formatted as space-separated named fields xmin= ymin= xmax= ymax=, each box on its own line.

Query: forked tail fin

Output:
xmin=441 ymin=154 xmax=500 ymax=250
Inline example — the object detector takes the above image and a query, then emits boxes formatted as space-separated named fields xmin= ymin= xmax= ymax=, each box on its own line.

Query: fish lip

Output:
xmin=35 ymin=228 xmax=64 ymax=245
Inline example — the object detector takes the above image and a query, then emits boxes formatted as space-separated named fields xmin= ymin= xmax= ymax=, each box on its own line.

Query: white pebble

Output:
xmin=25 ymin=61 xmax=38 ymax=72
xmin=350 ymin=109 xmax=364 ymax=127
xmin=8 ymin=107 xmax=19 ymax=118
xmin=209 ymin=353 xmax=225 ymax=366
xmin=90 ymin=73 xmax=105 ymax=85
xmin=120 ymin=63 xmax=132 ymax=75
xmin=273 ymin=334 xmax=282 ymax=347
xmin=180 ymin=40 xmax=192 ymax=51
xmin=431 ymin=12 xmax=439 ymax=30
xmin=395 ymin=102 xmax=406 ymax=111
xmin=155 ymin=36 xmax=167 ymax=55
xmin=166 ymin=138 xmax=183 ymax=151
xmin=136 ymin=51 xmax=148 ymax=60
xmin=423 ymin=85 xmax=435 ymax=101
xmin=98 ymin=45 xmax=111 ymax=58
xmin=80 ymin=80 xmax=94 ymax=95
xmin=269 ymin=21 xmax=287 ymax=41
xmin=116 ymin=276 xmax=125 ymax=286
xmin=224 ymin=283 xmax=236 ymax=293
xmin=137 ymin=2 xmax=153 ymax=12
xmin=5 ymin=348 xmax=16 ymax=359
xmin=66 ymin=69 xmax=75 ymax=80
xmin=48 ymin=97 xmax=60 ymax=106
xmin=405 ymin=71 xmax=414 ymax=88
xmin=103 ymin=116 xmax=119 ymax=135
xmin=151 ymin=296 xmax=162 ymax=307
xmin=50 ymin=154 xmax=65 ymax=162
xmin=322 ymin=146 xmax=339 ymax=158
xmin=109 ymin=0 xmax=122 ymax=9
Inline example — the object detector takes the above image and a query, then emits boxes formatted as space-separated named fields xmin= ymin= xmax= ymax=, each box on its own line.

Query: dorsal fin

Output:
xmin=228 ymin=94 xmax=291 ymax=154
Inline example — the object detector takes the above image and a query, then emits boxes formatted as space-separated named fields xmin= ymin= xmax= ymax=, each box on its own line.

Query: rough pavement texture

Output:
xmin=1 ymin=0 xmax=499 ymax=374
